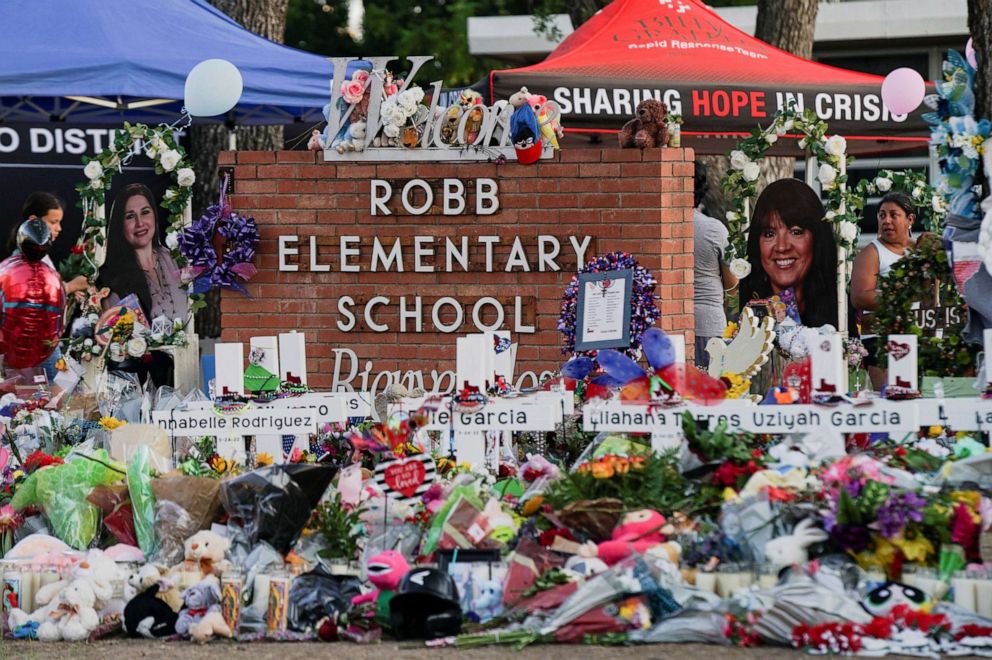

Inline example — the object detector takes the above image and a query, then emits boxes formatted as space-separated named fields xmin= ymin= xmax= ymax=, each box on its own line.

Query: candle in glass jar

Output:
xmin=694 ymin=571 xmax=717 ymax=593
xmin=975 ymin=578 xmax=992 ymax=618
xmin=951 ymin=572 xmax=976 ymax=612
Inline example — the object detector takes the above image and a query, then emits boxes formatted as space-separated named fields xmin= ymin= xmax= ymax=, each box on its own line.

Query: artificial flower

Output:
xmin=99 ymin=416 xmax=126 ymax=431
xmin=742 ymin=161 xmax=760 ymax=182
xmin=729 ymin=150 xmax=749 ymax=171
xmin=839 ymin=222 xmax=858 ymax=242
xmin=209 ymin=455 xmax=228 ymax=473
xmin=729 ymin=257 xmax=751 ymax=279
xmin=726 ymin=211 xmax=740 ymax=222
xmin=176 ymin=167 xmax=196 ymax=187
xmin=722 ymin=321 xmax=738 ymax=339
xmin=83 ymin=160 xmax=103 ymax=180
xmin=159 ymin=149 xmax=181 ymax=172
xmin=765 ymin=132 xmax=778 ymax=144
xmin=892 ymin=532 xmax=934 ymax=562
xmin=875 ymin=176 xmax=893 ymax=192
xmin=89 ymin=178 xmax=104 ymax=190
xmin=817 ymin=163 xmax=837 ymax=188
xmin=165 ymin=232 xmax=179 ymax=250
xmin=341 ymin=79 xmax=365 ymax=104
xmin=352 ymin=70 xmax=369 ymax=85
xmin=164 ymin=189 xmax=178 ymax=201
xmin=126 ymin=336 xmax=147 ymax=358
xmin=824 ymin=134 xmax=847 ymax=157
xmin=256 ymin=452 xmax=273 ymax=467
xmin=0 ymin=505 xmax=23 ymax=532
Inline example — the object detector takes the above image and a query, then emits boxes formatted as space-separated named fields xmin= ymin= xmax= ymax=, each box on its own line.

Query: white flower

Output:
xmin=145 ymin=146 xmax=158 ymax=159
xmin=397 ymin=90 xmax=420 ymax=114
xmin=825 ymin=210 xmax=836 ymax=220
xmin=91 ymin=345 xmax=102 ymax=355
xmin=874 ymin=176 xmax=892 ymax=192
xmin=726 ymin=211 xmax=740 ymax=223
xmin=765 ymin=133 xmax=778 ymax=144
xmin=824 ymin=135 xmax=847 ymax=157
xmin=932 ymin=194 xmax=949 ymax=214
xmin=89 ymin=178 xmax=104 ymax=190
xmin=174 ymin=317 xmax=183 ymax=327
xmin=109 ymin=343 xmax=125 ymax=362
xmin=83 ymin=338 xmax=93 ymax=348
xmin=729 ymin=150 xmax=749 ymax=171
xmin=176 ymin=168 xmax=196 ymax=187
xmin=839 ymin=222 xmax=858 ymax=242
xmin=798 ymin=138 xmax=807 ymax=149
xmin=912 ymin=186 xmax=924 ymax=200
xmin=818 ymin=163 xmax=837 ymax=188
xmin=87 ymin=313 xmax=99 ymax=325
xmin=165 ymin=232 xmax=179 ymax=250
xmin=159 ymin=149 xmax=181 ymax=172
xmin=126 ymin=337 xmax=147 ymax=358
xmin=151 ymin=332 xmax=164 ymax=343
xmin=84 ymin=160 xmax=103 ymax=180
xmin=782 ymin=119 xmax=794 ymax=131
xmin=383 ymin=123 xmax=400 ymax=138
xmin=164 ymin=189 xmax=177 ymax=201
xmin=175 ymin=331 xmax=187 ymax=344
xmin=742 ymin=161 xmax=761 ymax=182
xmin=729 ymin=258 xmax=752 ymax=279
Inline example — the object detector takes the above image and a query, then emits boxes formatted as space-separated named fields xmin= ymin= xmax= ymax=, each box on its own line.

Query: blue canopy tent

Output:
xmin=0 ymin=0 xmax=345 ymax=125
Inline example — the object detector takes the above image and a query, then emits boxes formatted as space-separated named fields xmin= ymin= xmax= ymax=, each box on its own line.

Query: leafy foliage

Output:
xmin=312 ymin=491 xmax=367 ymax=560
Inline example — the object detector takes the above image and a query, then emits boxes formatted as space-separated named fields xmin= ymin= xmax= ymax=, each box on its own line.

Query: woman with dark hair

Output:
xmin=850 ymin=191 xmax=917 ymax=389
xmin=5 ymin=192 xmax=89 ymax=295
xmin=99 ymin=183 xmax=187 ymax=322
xmin=740 ymin=178 xmax=839 ymax=328
xmin=99 ymin=184 xmax=187 ymax=387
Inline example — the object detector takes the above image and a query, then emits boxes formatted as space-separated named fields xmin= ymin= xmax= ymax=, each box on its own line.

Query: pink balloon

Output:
xmin=881 ymin=67 xmax=926 ymax=116
xmin=966 ymin=38 xmax=978 ymax=69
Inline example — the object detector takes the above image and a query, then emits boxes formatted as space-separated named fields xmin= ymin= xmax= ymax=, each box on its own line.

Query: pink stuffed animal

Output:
xmin=351 ymin=550 xmax=410 ymax=622
xmin=578 ymin=509 xmax=676 ymax=565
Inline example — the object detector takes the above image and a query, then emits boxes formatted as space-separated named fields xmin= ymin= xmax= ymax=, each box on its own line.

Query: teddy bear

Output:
xmin=183 ymin=530 xmax=231 ymax=580
xmin=577 ymin=509 xmax=681 ymax=565
xmin=618 ymin=99 xmax=670 ymax=149
xmin=175 ymin=576 xmax=232 ymax=643
xmin=125 ymin=563 xmax=183 ymax=612
xmin=335 ymin=120 xmax=367 ymax=153
xmin=7 ymin=548 xmax=119 ymax=633
xmin=123 ymin=578 xmax=179 ymax=638
xmin=36 ymin=579 xmax=101 ymax=642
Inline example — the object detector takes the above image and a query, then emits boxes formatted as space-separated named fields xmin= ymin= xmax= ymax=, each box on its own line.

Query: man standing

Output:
xmin=693 ymin=162 xmax=738 ymax=369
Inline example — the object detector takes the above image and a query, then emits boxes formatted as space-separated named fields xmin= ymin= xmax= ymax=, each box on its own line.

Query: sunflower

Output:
xmin=255 ymin=452 xmax=273 ymax=467
xmin=99 ymin=416 xmax=127 ymax=431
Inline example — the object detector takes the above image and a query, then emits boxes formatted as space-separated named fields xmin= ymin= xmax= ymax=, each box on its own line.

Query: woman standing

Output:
xmin=7 ymin=192 xmax=90 ymax=296
xmin=850 ymin=192 xmax=917 ymax=390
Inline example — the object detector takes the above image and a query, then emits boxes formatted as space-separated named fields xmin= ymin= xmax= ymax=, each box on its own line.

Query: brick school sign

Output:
xmin=218 ymin=148 xmax=695 ymax=392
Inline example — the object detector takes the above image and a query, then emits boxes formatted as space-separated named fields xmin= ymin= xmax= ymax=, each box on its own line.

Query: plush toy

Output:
xmin=618 ymin=99 xmax=670 ymax=149
xmin=8 ymin=548 xmax=119 ymax=632
xmin=125 ymin=563 xmax=183 ymax=612
xmin=124 ymin=582 xmax=179 ymax=639
xmin=509 ymin=87 xmax=543 ymax=164
xmin=335 ymin=120 xmax=367 ymax=154
xmin=563 ymin=555 xmax=609 ymax=578
xmin=764 ymin=518 xmax=828 ymax=568
xmin=351 ymin=549 xmax=410 ymax=623
xmin=183 ymin=530 xmax=231 ymax=579
xmin=175 ymin=576 xmax=232 ymax=643
xmin=577 ymin=509 xmax=680 ymax=565
xmin=528 ymin=94 xmax=563 ymax=150
xmin=36 ymin=579 xmax=100 ymax=642
xmin=861 ymin=580 xmax=929 ymax=616
xmin=471 ymin=579 xmax=503 ymax=622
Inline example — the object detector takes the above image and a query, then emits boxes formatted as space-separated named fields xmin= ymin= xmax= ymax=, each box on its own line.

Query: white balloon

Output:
xmin=184 ymin=59 xmax=244 ymax=117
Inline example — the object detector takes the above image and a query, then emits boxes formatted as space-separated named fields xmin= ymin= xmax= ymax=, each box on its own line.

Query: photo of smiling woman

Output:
xmin=99 ymin=184 xmax=187 ymax=384
xmin=739 ymin=178 xmax=839 ymax=329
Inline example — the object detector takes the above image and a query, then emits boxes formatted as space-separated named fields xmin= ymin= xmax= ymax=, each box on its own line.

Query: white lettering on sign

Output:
xmin=584 ymin=400 xmax=919 ymax=434
xmin=370 ymin=178 xmax=501 ymax=216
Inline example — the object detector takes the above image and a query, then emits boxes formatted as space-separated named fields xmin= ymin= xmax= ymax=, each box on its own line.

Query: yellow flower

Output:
xmin=54 ymin=358 xmax=68 ymax=373
xmin=892 ymin=533 xmax=934 ymax=563
xmin=950 ymin=490 xmax=981 ymax=509
xmin=927 ymin=426 xmax=943 ymax=438
xmin=722 ymin=322 xmax=738 ymax=339
xmin=256 ymin=452 xmax=273 ymax=467
xmin=99 ymin=416 xmax=126 ymax=431
xmin=209 ymin=455 xmax=229 ymax=474
xmin=521 ymin=495 xmax=544 ymax=516
xmin=590 ymin=461 xmax=614 ymax=479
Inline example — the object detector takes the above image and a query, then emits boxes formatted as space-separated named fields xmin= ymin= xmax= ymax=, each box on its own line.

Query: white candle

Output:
xmin=976 ymin=579 xmax=992 ymax=618
xmin=694 ymin=572 xmax=717 ymax=593
xmin=951 ymin=575 xmax=976 ymax=612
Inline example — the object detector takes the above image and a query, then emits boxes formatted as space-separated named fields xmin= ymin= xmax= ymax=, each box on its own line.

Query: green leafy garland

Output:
xmin=853 ymin=169 xmax=946 ymax=234
xmin=874 ymin=233 xmax=977 ymax=377
xmin=62 ymin=122 xmax=204 ymax=314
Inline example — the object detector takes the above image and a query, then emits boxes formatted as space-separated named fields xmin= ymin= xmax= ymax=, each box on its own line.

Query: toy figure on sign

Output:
xmin=576 ymin=509 xmax=681 ymax=565
xmin=618 ymin=99 xmax=670 ymax=149
xmin=351 ymin=549 xmax=410 ymax=623
xmin=509 ymin=87 xmax=543 ymax=164
xmin=0 ymin=220 xmax=66 ymax=369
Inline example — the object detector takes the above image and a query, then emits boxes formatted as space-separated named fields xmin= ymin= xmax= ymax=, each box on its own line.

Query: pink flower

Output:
xmin=352 ymin=70 xmax=369 ymax=85
xmin=341 ymin=80 xmax=366 ymax=104
xmin=384 ymin=82 xmax=399 ymax=97
xmin=0 ymin=505 xmax=23 ymax=532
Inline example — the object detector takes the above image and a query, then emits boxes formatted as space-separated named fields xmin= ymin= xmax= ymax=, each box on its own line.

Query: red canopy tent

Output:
xmin=489 ymin=0 xmax=930 ymax=154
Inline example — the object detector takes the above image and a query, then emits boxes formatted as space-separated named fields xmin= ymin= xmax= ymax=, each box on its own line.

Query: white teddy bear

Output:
xmin=335 ymin=120 xmax=367 ymax=153
xmin=36 ymin=579 xmax=101 ymax=641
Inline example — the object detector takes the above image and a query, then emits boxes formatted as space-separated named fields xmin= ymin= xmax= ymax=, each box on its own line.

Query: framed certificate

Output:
xmin=574 ymin=269 xmax=633 ymax=351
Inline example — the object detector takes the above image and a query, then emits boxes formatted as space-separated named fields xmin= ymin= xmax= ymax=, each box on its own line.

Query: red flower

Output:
xmin=951 ymin=502 xmax=981 ymax=558
xmin=713 ymin=461 xmax=748 ymax=487
xmin=863 ymin=616 xmax=894 ymax=639
xmin=71 ymin=244 xmax=84 ymax=255
xmin=538 ymin=528 xmax=575 ymax=548
xmin=23 ymin=451 xmax=63 ymax=474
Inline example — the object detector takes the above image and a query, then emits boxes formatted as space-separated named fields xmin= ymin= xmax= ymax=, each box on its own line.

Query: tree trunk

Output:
xmin=192 ymin=0 xmax=289 ymax=337
xmin=700 ymin=1 xmax=820 ymax=217
xmin=968 ymin=0 xmax=991 ymax=198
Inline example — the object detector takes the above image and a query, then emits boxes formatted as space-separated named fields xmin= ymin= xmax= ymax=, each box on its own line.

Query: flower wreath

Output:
xmin=873 ymin=233 xmax=977 ymax=377
xmin=178 ymin=176 xmax=260 ymax=296
xmin=558 ymin=251 xmax=660 ymax=358
xmin=63 ymin=122 xmax=197 ymax=303
xmin=721 ymin=107 xmax=941 ymax=282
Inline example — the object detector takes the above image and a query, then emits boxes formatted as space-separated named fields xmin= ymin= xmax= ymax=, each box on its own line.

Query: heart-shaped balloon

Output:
xmin=561 ymin=356 xmax=595 ymax=380
xmin=641 ymin=327 xmax=676 ymax=370
xmin=597 ymin=349 xmax=646 ymax=385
